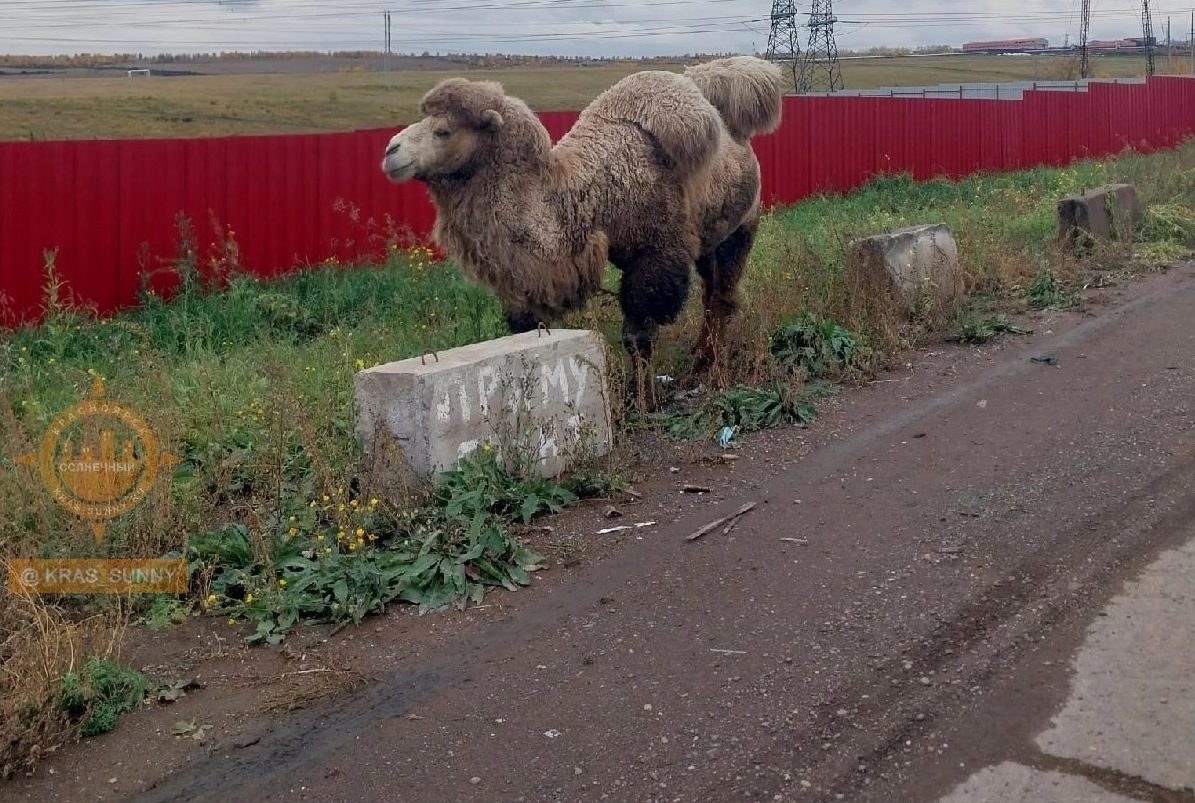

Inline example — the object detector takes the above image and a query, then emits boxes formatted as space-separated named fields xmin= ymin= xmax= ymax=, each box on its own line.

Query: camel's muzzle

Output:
xmin=380 ymin=133 xmax=417 ymax=182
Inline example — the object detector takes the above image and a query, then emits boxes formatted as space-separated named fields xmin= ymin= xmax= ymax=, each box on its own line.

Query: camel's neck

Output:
xmin=426 ymin=159 xmax=544 ymax=207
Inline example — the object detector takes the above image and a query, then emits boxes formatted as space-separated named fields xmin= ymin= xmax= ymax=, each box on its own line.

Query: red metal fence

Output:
xmin=1 ymin=76 xmax=1193 ymax=324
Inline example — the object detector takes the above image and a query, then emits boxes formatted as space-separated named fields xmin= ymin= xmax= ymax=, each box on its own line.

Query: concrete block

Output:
xmin=354 ymin=329 xmax=612 ymax=494
xmin=847 ymin=223 xmax=964 ymax=319
xmin=1057 ymin=183 xmax=1143 ymax=245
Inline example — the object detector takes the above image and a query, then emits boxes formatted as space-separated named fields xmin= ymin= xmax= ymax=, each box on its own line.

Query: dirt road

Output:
xmin=8 ymin=262 xmax=1195 ymax=803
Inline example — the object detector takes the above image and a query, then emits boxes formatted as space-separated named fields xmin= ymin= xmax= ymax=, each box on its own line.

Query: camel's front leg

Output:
xmin=504 ymin=309 xmax=540 ymax=334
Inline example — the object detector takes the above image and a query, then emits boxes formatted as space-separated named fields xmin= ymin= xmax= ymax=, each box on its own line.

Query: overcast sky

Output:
xmin=0 ymin=0 xmax=1188 ymax=57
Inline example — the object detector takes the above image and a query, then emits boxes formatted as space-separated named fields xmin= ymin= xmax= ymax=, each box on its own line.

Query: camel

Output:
xmin=380 ymin=56 xmax=783 ymax=372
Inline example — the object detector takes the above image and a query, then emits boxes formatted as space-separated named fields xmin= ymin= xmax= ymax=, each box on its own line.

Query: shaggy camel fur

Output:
xmin=380 ymin=56 xmax=783 ymax=367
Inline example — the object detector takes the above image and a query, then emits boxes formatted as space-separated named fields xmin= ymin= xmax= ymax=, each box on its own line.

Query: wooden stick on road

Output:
xmin=685 ymin=502 xmax=757 ymax=542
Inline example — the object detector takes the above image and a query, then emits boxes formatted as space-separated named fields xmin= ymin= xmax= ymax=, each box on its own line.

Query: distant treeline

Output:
xmin=840 ymin=45 xmax=955 ymax=56
xmin=0 ymin=50 xmax=745 ymax=69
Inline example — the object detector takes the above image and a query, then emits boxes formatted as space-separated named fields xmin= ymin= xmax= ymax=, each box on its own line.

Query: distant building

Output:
xmin=961 ymin=38 xmax=1050 ymax=53
xmin=1086 ymin=37 xmax=1157 ymax=50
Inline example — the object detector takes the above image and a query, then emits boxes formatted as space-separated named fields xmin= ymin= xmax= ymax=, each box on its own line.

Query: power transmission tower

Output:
xmin=1079 ymin=0 xmax=1092 ymax=78
xmin=765 ymin=0 xmax=801 ymax=93
xmin=1141 ymin=0 xmax=1156 ymax=76
xmin=797 ymin=0 xmax=843 ymax=93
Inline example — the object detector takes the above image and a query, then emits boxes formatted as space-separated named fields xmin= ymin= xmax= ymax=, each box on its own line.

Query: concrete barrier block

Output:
xmin=1057 ymin=183 xmax=1143 ymax=244
xmin=354 ymin=329 xmax=612 ymax=494
xmin=847 ymin=223 xmax=964 ymax=318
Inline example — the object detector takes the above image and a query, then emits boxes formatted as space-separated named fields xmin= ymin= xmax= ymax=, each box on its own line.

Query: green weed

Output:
xmin=138 ymin=597 xmax=190 ymax=631
xmin=1133 ymin=203 xmax=1195 ymax=249
xmin=1027 ymin=268 xmax=1079 ymax=310
xmin=562 ymin=465 xmax=633 ymax=499
xmin=435 ymin=447 xmax=579 ymax=524
xmin=190 ymin=448 xmax=571 ymax=644
xmin=952 ymin=314 xmax=1032 ymax=344
xmin=770 ymin=313 xmax=862 ymax=379
xmin=643 ymin=384 xmax=819 ymax=442
xmin=58 ymin=657 xmax=148 ymax=738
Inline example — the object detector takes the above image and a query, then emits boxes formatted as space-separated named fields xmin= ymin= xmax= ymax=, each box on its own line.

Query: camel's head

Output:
xmin=381 ymin=78 xmax=508 ymax=183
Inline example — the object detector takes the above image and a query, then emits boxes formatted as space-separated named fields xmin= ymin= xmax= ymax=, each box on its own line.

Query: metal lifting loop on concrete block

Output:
xmin=420 ymin=350 xmax=439 ymax=365
xmin=536 ymin=322 xmax=552 ymax=337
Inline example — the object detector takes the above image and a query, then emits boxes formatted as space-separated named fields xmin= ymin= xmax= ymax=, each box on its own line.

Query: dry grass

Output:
xmin=0 ymin=53 xmax=1176 ymax=141
xmin=0 ymin=590 xmax=131 ymax=779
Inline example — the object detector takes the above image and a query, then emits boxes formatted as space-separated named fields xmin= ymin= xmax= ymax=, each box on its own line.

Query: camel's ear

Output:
xmin=479 ymin=109 xmax=504 ymax=132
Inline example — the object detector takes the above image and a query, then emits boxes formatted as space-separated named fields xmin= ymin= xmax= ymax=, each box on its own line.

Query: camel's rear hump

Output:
xmin=684 ymin=56 xmax=784 ymax=142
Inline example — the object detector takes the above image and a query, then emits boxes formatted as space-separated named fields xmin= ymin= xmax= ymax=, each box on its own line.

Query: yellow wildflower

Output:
xmin=369 ymin=498 xmax=379 ymax=507
xmin=355 ymin=359 xmax=365 ymax=371
xmin=288 ymin=527 xmax=297 ymax=537
xmin=245 ymin=593 xmax=254 ymax=604
xmin=278 ymin=579 xmax=287 ymax=587
xmin=355 ymin=527 xmax=364 ymax=538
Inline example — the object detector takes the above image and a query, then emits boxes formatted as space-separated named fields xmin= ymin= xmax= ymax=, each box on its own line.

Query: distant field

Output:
xmin=0 ymin=52 xmax=1183 ymax=141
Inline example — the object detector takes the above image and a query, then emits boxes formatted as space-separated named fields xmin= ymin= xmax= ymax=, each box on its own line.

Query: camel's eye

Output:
xmin=433 ymin=128 xmax=451 ymax=139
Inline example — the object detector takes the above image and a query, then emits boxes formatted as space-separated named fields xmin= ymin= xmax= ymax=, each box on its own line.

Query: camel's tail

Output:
xmin=684 ymin=56 xmax=784 ymax=142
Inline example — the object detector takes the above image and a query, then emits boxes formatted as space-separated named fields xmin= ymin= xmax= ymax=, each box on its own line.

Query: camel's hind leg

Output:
xmin=693 ymin=220 xmax=757 ymax=373
xmin=618 ymin=248 xmax=692 ymax=409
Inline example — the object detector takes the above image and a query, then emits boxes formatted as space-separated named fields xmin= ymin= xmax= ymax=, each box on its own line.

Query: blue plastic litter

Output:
xmin=717 ymin=426 xmax=737 ymax=448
